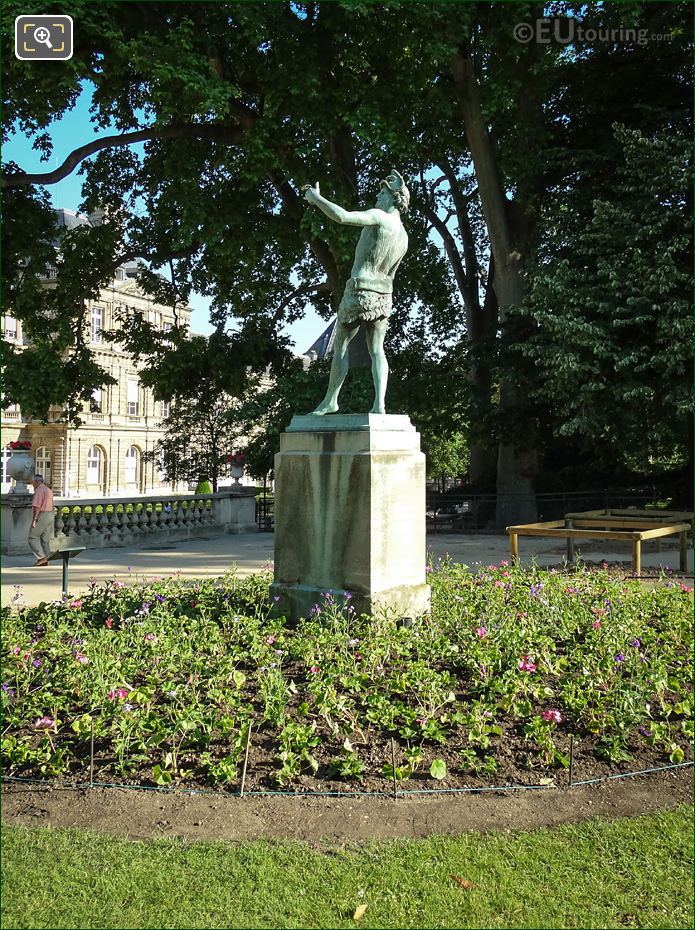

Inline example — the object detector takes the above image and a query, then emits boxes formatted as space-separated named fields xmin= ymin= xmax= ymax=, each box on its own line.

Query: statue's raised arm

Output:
xmin=302 ymin=182 xmax=384 ymax=228
xmin=302 ymin=169 xmax=410 ymax=416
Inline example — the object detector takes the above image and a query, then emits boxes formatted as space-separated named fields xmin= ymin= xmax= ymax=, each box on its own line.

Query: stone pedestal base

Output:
xmin=271 ymin=414 xmax=430 ymax=621
xmin=1 ymin=494 xmax=34 ymax=555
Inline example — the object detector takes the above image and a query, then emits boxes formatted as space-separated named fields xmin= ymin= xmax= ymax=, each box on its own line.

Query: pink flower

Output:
xmin=108 ymin=688 xmax=129 ymax=701
xmin=500 ymin=560 xmax=509 ymax=567
xmin=75 ymin=653 xmax=90 ymax=665
xmin=144 ymin=633 xmax=157 ymax=642
xmin=518 ymin=655 xmax=536 ymax=672
xmin=266 ymin=635 xmax=276 ymax=645
xmin=69 ymin=599 xmax=83 ymax=609
xmin=34 ymin=716 xmax=55 ymax=729
xmin=592 ymin=620 xmax=602 ymax=629
xmin=542 ymin=709 xmax=563 ymax=724
xmin=494 ymin=580 xmax=505 ymax=588
xmin=309 ymin=665 xmax=320 ymax=674
xmin=425 ymin=566 xmax=433 ymax=575
xmin=680 ymin=583 xmax=693 ymax=593
xmin=104 ymin=618 xmax=113 ymax=629
xmin=476 ymin=626 xmax=488 ymax=639
xmin=11 ymin=646 xmax=21 ymax=656
xmin=355 ymin=653 xmax=363 ymax=661
xmin=112 ymin=580 xmax=125 ymax=589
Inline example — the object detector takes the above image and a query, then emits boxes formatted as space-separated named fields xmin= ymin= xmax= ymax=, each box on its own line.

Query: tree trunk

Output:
xmin=451 ymin=47 xmax=538 ymax=525
xmin=467 ymin=256 xmax=498 ymax=490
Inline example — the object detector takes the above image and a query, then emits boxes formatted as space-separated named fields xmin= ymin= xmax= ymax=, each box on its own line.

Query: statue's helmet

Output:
xmin=382 ymin=168 xmax=410 ymax=214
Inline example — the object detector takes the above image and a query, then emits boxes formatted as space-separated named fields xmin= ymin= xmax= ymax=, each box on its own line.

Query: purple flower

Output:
xmin=309 ymin=604 xmax=321 ymax=617
xmin=615 ymin=653 xmax=626 ymax=663
xmin=639 ymin=725 xmax=650 ymax=737
xmin=32 ymin=659 xmax=41 ymax=668
xmin=343 ymin=591 xmax=353 ymax=601
xmin=154 ymin=594 xmax=167 ymax=603
xmin=630 ymin=638 xmax=641 ymax=649
xmin=1 ymin=683 xmax=14 ymax=694
xmin=34 ymin=716 xmax=55 ymax=729
xmin=272 ymin=595 xmax=281 ymax=603
xmin=529 ymin=582 xmax=544 ymax=597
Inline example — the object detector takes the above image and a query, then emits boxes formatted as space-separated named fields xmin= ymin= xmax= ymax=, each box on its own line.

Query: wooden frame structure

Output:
xmin=507 ymin=509 xmax=692 ymax=574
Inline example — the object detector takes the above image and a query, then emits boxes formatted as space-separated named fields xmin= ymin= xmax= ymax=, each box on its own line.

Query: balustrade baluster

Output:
xmin=104 ymin=506 xmax=115 ymax=540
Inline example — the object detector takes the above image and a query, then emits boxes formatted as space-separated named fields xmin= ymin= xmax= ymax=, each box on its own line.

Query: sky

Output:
xmin=4 ymin=81 xmax=326 ymax=354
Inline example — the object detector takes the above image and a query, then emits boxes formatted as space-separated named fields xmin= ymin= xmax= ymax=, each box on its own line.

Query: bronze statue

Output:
xmin=302 ymin=170 xmax=410 ymax=414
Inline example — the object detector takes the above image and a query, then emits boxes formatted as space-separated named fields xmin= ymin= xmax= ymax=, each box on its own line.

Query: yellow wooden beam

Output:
xmin=508 ymin=527 xmax=640 ymax=541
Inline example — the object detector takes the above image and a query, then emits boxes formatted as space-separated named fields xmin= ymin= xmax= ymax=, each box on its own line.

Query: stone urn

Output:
xmin=8 ymin=451 xmax=34 ymax=494
xmin=230 ymin=464 xmax=244 ymax=485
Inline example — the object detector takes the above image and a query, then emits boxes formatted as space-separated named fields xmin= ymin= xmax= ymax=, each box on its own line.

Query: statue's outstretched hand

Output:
xmin=302 ymin=182 xmax=320 ymax=203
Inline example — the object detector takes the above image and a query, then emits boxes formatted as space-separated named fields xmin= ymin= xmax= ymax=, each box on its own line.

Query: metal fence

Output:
xmin=256 ymin=495 xmax=274 ymax=531
xmin=425 ymin=489 xmax=665 ymax=533
xmin=256 ymin=488 xmax=671 ymax=534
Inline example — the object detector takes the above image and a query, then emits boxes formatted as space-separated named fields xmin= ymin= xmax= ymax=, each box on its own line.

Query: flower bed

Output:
xmin=1 ymin=563 xmax=692 ymax=791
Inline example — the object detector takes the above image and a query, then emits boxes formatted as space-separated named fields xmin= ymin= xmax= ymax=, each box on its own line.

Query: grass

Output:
xmin=2 ymin=806 xmax=693 ymax=929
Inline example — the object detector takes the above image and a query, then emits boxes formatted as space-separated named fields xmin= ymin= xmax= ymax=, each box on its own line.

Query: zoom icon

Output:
xmin=15 ymin=15 xmax=73 ymax=60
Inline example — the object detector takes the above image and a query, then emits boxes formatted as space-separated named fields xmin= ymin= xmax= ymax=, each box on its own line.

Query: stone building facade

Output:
xmin=2 ymin=212 xmax=190 ymax=497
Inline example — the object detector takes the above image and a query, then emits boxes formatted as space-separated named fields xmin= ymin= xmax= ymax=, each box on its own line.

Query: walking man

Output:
xmin=302 ymin=169 xmax=410 ymax=415
xmin=29 ymin=474 xmax=54 ymax=566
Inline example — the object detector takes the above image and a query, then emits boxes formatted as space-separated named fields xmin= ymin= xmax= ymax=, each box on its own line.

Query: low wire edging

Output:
xmin=2 ymin=760 xmax=692 ymax=799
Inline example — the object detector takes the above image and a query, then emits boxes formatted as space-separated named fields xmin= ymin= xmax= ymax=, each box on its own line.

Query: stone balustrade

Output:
xmin=1 ymin=488 xmax=258 ymax=555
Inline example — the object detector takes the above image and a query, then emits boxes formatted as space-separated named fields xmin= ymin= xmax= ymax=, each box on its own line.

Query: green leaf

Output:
xmin=429 ymin=759 xmax=447 ymax=780
xmin=152 ymin=765 xmax=173 ymax=786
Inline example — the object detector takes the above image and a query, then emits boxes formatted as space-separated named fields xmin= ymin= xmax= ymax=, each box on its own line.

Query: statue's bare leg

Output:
xmin=365 ymin=318 xmax=389 ymax=414
xmin=311 ymin=320 xmax=360 ymax=415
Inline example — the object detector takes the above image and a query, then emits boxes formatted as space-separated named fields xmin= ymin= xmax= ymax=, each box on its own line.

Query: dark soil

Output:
xmin=3 ymin=768 xmax=691 ymax=844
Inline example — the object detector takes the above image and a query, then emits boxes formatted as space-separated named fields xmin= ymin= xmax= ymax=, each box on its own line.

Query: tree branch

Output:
xmin=2 ymin=124 xmax=245 ymax=189
xmin=271 ymin=281 xmax=332 ymax=324
xmin=437 ymin=157 xmax=481 ymax=302
xmin=419 ymin=200 xmax=476 ymax=326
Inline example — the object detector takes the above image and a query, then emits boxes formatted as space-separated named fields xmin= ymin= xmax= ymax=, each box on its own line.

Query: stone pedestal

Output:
xmin=1 ymin=494 xmax=34 ymax=555
xmin=271 ymin=414 xmax=430 ymax=621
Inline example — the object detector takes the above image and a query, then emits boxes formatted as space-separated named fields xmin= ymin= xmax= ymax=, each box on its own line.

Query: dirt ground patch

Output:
xmin=2 ymin=769 xmax=691 ymax=845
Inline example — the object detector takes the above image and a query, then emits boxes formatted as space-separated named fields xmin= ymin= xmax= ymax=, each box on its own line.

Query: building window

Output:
xmin=161 ymin=399 xmax=170 ymax=419
xmin=126 ymin=380 xmax=140 ymax=416
xmin=86 ymin=446 xmax=104 ymax=486
xmin=3 ymin=316 xmax=17 ymax=340
xmin=35 ymin=447 xmax=51 ymax=484
xmin=125 ymin=446 xmax=140 ymax=485
xmin=91 ymin=388 xmax=103 ymax=413
xmin=91 ymin=306 xmax=103 ymax=344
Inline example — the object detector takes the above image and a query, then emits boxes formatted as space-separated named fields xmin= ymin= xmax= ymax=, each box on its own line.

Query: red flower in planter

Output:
xmin=226 ymin=452 xmax=245 ymax=467
xmin=9 ymin=440 xmax=32 ymax=450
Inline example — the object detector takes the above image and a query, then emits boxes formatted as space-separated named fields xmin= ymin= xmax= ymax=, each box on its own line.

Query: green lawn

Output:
xmin=2 ymin=806 xmax=692 ymax=929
